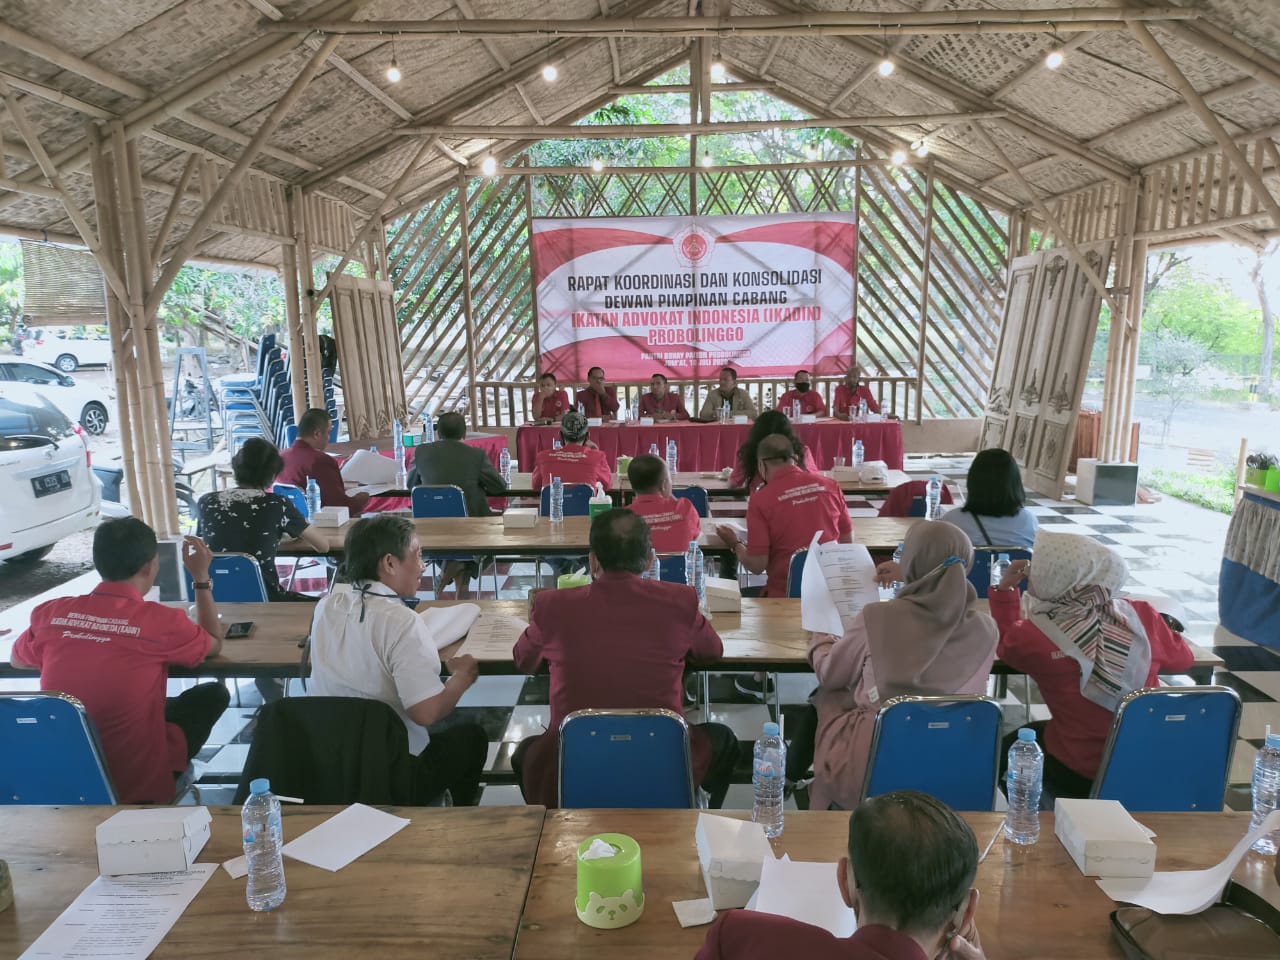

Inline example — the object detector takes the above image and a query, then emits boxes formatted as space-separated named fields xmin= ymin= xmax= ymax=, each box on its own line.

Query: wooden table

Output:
xmin=0 ymin=804 xmax=546 ymax=960
xmin=281 ymin=516 xmax=921 ymax=558
xmin=515 ymin=810 xmax=1277 ymax=960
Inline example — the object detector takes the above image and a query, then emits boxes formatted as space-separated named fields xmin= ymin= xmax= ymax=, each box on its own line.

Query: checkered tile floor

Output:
xmin=177 ymin=456 xmax=1279 ymax=810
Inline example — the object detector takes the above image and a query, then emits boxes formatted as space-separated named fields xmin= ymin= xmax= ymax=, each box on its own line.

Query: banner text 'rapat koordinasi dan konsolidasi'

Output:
xmin=531 ymin=213 xmax=856 ymax=380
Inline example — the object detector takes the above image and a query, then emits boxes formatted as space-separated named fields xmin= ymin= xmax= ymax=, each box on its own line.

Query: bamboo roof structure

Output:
xmin=0 ymin=1 xmax=1277 ymax=266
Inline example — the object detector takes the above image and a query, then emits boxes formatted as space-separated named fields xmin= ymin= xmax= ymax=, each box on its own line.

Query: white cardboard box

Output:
xmin=695 ymin=813 xmax=774 ymax=909
xmin=733 ymin=415 xmax=749 ymax=425
xmin=799 ymin=414 xmax=817 ymax=424
xmin=638 ymin=417 xmax=655 ymax=426
xmin=1054 ymin=798 xmax=1155 ymax=879
xmin=96 ymin=807 xmax=212 ymax=876
xmin=504 ymin=507 xmax=538 ymax=529
xmin=705 ymin=576 xmax=742 ymax=613
xmin=587 ymin=417 xmax=604 ymax=427
xmin=312 ymin=506 xmax=350 ymax=527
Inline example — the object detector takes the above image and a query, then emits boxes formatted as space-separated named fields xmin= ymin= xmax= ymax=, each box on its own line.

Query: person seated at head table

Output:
xmin=698 ymin=365 xmax=758 ymax=420
xmin=511 ymin=508 xmax=737 ymax=808
xmin=309 ymin=515 xmax=486 ymax=804
xmin=10 ymin=519 xmax=229 ymax=804
xmin=806 ymin=523 xmax=997 ymax=812
xmin=695 ymin=790 xmax=984 ymax=960
xmin=277 ymin=406 xmax=370 ymax=516
xmin=639 ymin=372 xmax=689 ymax=421
xmin=729 ymin=409 xmax=820 ymax=492
xmin=532 ymin=372 xmax=571 ymax=423
xmin=775 ymin=369 xmax=828 ymax=417
xmin=626 ymin=454 xmax=702 ymax=555
xmin=197 ymin=437 xmax=329 ymax=602
xmin=529 ymin=410 xmax=614 ymax=493
xmin=573 ymin=365 xmax=620 ymax=420
xmin=938 ymin=448 xmax=1038 ymax=550
xmin=717 ymin=433 xmax=851 ymax=597
xmin=833 ymin=364 xmax=882 ymax=419
xmin=407 ymin=410 xmax=507 ymax=600
xmin=990 ymin=530 xmax=1194 ymax=801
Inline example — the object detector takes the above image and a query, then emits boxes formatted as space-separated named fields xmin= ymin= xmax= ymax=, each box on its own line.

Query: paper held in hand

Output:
xmin=799 ymin=530 xmax=882 ymax=636
xmin=419 ymin=603 xmax=482 ymax=650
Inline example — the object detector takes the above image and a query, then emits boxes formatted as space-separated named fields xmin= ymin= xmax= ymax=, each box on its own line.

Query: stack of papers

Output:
xmin=339 ymin=449 xmax=398 ymax=484
xmin=419 ymin=603 xmax=482 ymax=649
xmin=799 ymin=531 xmax=882 ymax=636
xmin=749 ymin=856 xmax=857 ymax=938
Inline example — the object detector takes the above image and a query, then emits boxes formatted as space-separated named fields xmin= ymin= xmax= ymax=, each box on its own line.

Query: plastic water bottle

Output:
xmin=721 ymin=399 xmax=730 ymax=424
xmin=549 ymin=476 xmax=564 ymax=523
xmin=666 ymin=438 xmax=678 ymax=477
xmin=499 ymin=447 xmax=511 ymax=484
xmin=422 ymin=415 xmax=435 ymax=444
xmin=791 ymin=399 xmax=801 ymax=420
xmin=649 ymin=442 xmax=659 ymax=456
xmin=642 ymin=550 xmax=660 ymax=580
xmin=857 ymin=398 xmax=868 ymax=421
xmin=684 ymin=540 xmax=705 ymax=610
xmin=577 ymin=401 xmax=586 ymax=417
xmin=392 ymin=417 xmax=404 ymax=465
xmin=926 ymin=476 xmax=942 ymax=520
xmin=990 ymin=552 xmax=1011 ymax=592
xmin=242 ymin=777 xmax=286 ymax=911
xmin=553 ymin=438 xmax=563 ymax=450
xmin=890 ymin=541 xmax=904 ymax=597
xmin=1004 ymin=728 xmax=1044 ymax=845
xmin=853 ymin=439 xmax=864 ymax=469
xmin=304 ymin=477 xmax=321 ymax=519
xmin=753 ymin=722 xmax=786 ymax=838
xmin=368 ymin=444 xmax=377 ymax=454
xmin=1249 ymin=731 xmax=1280 ymax=854
xmin=630 ymin=395 xmax=640 ymax=422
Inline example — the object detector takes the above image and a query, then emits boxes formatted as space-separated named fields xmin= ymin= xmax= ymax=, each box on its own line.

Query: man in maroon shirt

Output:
xmin=11 ymin=519 xmax=229 ymax=804
xmin=574 ymin=366 xmax=620 ymax=419
xmin=775 ymin=369 xmax=828 ymax=417
xmin=639 ymin=373 xmax=689 ymax=420
xmin=696 ymin=791 xmax=984 ymax=960
xmin=511 ymin=509 xmax=736 ymax=807
xmin=277 ymin=408 xmax=369 ymax=516
xmin=627 ymin=454 xmax=702 ymax=554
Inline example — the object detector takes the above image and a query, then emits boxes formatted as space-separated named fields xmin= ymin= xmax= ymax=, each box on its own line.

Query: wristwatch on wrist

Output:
xmin=192 ymin=580 xmax=213 ymax=591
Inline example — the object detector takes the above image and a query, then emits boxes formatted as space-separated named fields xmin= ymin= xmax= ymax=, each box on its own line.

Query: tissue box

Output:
xmin=799 ymin=414 xmax=817 ymax=424
xmin=830 ymin=466 xmax=861 ymax=482
xmin=312 ymin=506 xmax=350 ymax=527
xmin=695 ymin=813 xmax=774 ymax=909
xmin=733 ymin=415 xmax=749 ymax=425
xmin=504 ymin=508 xmax=538 ymax=529
xmin=96 ymin=807 xmax=212 ymax=876
xmin=1054 ymin=798 xmax=1155 ymax=879
xmin=638 ymin=417 xmax=655 ymax=426
xmin=587 ymin=417 xmax=603 ymax=427
xmin=705 ymin=576 xmax=742 ymax=613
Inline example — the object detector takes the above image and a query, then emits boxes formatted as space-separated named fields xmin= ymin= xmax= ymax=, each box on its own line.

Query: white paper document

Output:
xmin=1096 ymin=809 xmax=1280 ymax=914
xmin=19 ymin=864 xmax=216 ymax=960
xmin=750 ymin=856 xmax=857 ymax=938
xmin=281 ymin=803 xmax=409 ymax=872
xmin=419 ymin=602 xmax=482 ymax=649
xmin=339 ymin=448 xmax=398 ymax=484
xmin=800 ymin=531 xmax=882 ymax=636
xmin=464 ymin=612 xmax=529 ymax=647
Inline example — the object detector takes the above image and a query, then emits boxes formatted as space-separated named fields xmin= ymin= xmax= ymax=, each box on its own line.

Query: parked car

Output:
xmin=22 ymin=326 xmax=114 ymax=372
xmin=0 ymin=386 xmax=101 ymax=563
xmin=0 ymin=359 xmax=113 ymax=435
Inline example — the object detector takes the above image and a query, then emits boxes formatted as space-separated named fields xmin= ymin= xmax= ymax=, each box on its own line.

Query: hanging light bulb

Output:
xmin=590 ymin=157 xmax=604 ymax=173
xmin=542 ymin=63 xmax=558 ymax=82
xmin=386 ymin=39 xmax=401 ymax=83
xmin=912 ymin=139 xmax=929 ymax=158
xmin=710 ymin=61 xmax=726 ymax=82
xmin=480 ymin=155 xmax=497 ymax=176
xmin=700 ymin=153 xmax=713 ymax=168
xmin=804 ymin=143 xmax=819 ymax=161
xmin=878 ymin=57 xmax=895 ymax=77
xmin=891 ymin=148 xmax=908 ymax=166
xmin=1045 ymin=48 xmax=1065 ymax=70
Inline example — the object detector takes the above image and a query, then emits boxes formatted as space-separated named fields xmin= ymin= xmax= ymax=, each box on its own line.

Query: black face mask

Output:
xmin=795 ymin=382 xmax=811 ymax=393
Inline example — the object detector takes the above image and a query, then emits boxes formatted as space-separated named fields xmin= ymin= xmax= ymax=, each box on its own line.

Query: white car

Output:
xmin=0 ymin=388 xmax=101 ymax=563
xmin=0 ymin=359 xmax=113 ymax=435
xmin=22 ymin=327 xmax=114 ymax=372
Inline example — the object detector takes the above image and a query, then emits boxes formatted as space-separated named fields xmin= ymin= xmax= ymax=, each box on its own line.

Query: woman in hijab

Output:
xmin=807 ymin=522 xmax=998 ymax=810
xmin=991 ymin=530 xmax=1193 ymax=799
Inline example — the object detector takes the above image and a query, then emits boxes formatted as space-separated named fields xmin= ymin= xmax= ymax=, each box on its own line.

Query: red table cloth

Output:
xmin=514 ymin=420 xmax=903 ymax=472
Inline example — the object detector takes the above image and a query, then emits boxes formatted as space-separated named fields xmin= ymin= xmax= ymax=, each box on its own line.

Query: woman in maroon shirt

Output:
xmin=990 ymin=530 xmax=1194 ymax=800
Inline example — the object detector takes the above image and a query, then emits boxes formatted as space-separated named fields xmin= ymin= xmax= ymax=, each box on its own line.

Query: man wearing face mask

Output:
xmin=775 ymin=369 xmax=828 ymax=417
xmin=695 ymin=790 xmax=985 ymax=960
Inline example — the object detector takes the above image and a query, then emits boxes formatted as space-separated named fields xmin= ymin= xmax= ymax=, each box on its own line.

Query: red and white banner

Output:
xmin=532 ymin=212 xmax=856 ymax=380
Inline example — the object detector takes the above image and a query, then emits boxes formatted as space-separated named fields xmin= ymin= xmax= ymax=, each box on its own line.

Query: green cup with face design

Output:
xmin=575 ymin=833 xmax=644 ymax=929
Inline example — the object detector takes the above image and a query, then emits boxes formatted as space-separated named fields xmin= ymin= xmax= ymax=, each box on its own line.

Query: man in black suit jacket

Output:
xmin=407 ymin=412 xmax=508 ymax=597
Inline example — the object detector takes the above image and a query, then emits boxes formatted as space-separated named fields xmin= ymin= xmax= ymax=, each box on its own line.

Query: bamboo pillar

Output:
xmin=280 ymin=200 xmax=306 ymax=414
xmin=457 ymin=171 xmax=479 ymax=418
xmin=292 ymin=189 xmax=326 ymax=411
xmin=915 ymin=164 xmax=935 ymax=425
xmin=1099 ymin=177 xmax=1143 ymax=461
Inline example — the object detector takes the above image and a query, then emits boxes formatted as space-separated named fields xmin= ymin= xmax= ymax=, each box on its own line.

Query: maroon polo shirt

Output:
xmin=639 ymin=391 xmax=689 ymax=419
xmin=747 ymin=463 xmax=852 ymax=596
xmin=278 ymin=438 xmax=364 ymax=514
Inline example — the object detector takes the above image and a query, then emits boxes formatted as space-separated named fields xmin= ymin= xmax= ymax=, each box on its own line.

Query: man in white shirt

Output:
xmin=309 ymin=515 xmax=486 ymax=804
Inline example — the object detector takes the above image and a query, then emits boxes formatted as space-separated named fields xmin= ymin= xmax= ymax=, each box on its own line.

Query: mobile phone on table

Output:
xmin=225 ymin=621 xmax=255 ymax=639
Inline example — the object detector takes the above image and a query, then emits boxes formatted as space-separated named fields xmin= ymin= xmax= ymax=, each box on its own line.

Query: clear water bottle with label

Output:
xmin=499 ymin=447 xmax=511 ymax=485
xmin=1250 ymin=731 xmax=1280 ymax=854
xmin=304 ymin=477 xmax=321 ymax=519
xmin=649 ymin=442 xmax=659 ymax=456
xmin=926 ymin=476 xmax=943 ymax=520
xmin=990 ymin=552 xmax=1011 ymax=592
xmin=392 ymin=418 xmax=404 ymax=466
xmin=242 ymin=777 xmax=286 ymax=911
xmin=577 ymin=402 xmax=586 ymax=417
xmin=549 ymin=476 xmax=564 ymax=523
xmin=666 ymin=438 xmax=678 ymax=477
xmin=791 ymin=399 xmax=801 ymax=420
xmin=753 ymin=722 xmax=786 ymax=838
xmin=642 ymin=550 xmax=660 ymax=580
xmin=684 ymin=540 xmax=705 ymax=611
xmin=630 ymin=395 xmax=640 ymax=422
xmin=368 ymin=444 xmax=377 ymax=454
xmin=721 ymin=399 xmax=730 ymax=424
xmin=422 ymin=415 xmax=435 ymax=444
xmin=853 ymin=439 xmax=865 ymax=469
xmin=553 ymin=438 xmax=563 ymax=450
xmin=890 ymin=541 xmax=904 ymax=597
xmin=857 ymin=398 xmax=868 ymax=421
xmin=1004 ymin=728 xmax=1044 ymax=845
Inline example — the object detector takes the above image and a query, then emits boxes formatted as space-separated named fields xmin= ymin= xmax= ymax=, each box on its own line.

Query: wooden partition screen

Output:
xmin=328 ymin=274 xmax=407 ymax=440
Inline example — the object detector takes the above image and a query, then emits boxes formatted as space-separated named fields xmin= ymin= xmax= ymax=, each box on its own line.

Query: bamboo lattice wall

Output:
xmin=386 ymin=158 xmax=1010 ymax=427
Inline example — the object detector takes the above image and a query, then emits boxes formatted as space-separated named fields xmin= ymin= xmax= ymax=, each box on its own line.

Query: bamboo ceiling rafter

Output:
xmin=826 ymin=0 xmax=948 ymax=111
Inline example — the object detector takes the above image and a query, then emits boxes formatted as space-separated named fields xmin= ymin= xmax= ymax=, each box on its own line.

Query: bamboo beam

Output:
xmin=1154 ymin=11 xmax=1280 ymax=92
xmin=990 ymin=33 xmax=1092 ymax=102
xmin=267 ymin=9 xmax=1200 ymax=37
xmin=0 ymin=175 xmax=60 ymax=200
xmin=281 ymin=205 xmax=307 ymax=415
xmin=1130 ymin=23 xmax=1280 ymax=229
xmin=146 ymin=36 xmax=341 ymax=318
xmin=1087 ymin=76 xmax=1259 ymax=150
xmin=827 ymin=0 xmax=947 ymax=110
xmin=150 ymin=153 xmax=199 ymax=268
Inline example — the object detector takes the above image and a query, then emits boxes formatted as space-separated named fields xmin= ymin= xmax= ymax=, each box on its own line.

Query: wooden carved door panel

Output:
xmin=980 ymin=256 xmax=1038 ymax=452
xmin=330 ymin=275 xmax=407 ymax=439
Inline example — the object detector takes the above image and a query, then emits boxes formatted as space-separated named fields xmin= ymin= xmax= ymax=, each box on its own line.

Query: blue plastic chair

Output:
xmin=862 ymin=695 xmax=1004 ymax=811
xmin=558 ymin=708 xmax=695 ymax=808
xmin=272 ymin=483 xmax=309 ymax=515
xmin=284 ymin=424 xmax=299 ymax=446
xmin=658 ymin=554 xmax=687 ymax=584
xmin=785 ymin=548 xmax=809 ymax=598
xmin=539 ymin=484 xmax=594 ymax=517
xmin=673 ymin=486 xmax=710 ymax=518
xmin=967 ymin=547 xmax=1032 ymax=599
xmin=0 ymin=692 xmax=117 ymax=804
xmin=411 ymin=486 xmax=497 ymax=597
xmin=1091 ymin=686 xmax=1241 ymax=811
xmin=183 ymin=552 xmax=268 ymax=602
